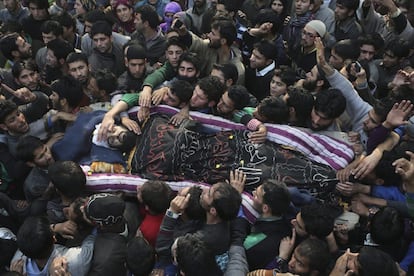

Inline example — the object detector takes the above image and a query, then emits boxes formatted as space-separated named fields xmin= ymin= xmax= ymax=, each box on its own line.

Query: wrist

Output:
xmin=166 ymin=208 xmax=181 ymax=219
xmin=382 ymin=121 xmax=393 ymax=130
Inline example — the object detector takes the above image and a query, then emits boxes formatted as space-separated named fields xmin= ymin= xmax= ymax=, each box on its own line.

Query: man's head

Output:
xmin=216 ymin=85 xmax=250 ymax=115
xmin=46 ymin=38 xmax=74 ymax=68
xmin=362 ymin=98 xmax=394 ymax=133
xmin=66 ymin=52 xmax=90 ymax=84
xmin=50 ymin=75 xmax=84 ymax=111
xmin=329 ymin=39 xmax=360 ymax=70
xmin=291 ymin=203 xmax=335 ymax=239
xmin=165 ymin=36 xmax=186 ymax=68
xmin=134 ymin=4 xmax=160 ymax=32
xmin=253 ymin=8 xmax=283 ymax=36
xmin=303 ymin=65 xmax=330 ymax=92
xmin=0 ymin=100 xmax=29 ymax=135
xmin=40 ymin=20 xmax=63 ymax=45
xmin=84 ymin=10 xmax=110 ymax=34
xmin=370 ymin=206 xmax=404 ymax=246
xmin=126 ymin=237 xmax=156 ymax=276
xmin=124 ymin=44 xmax=147 ymax=79
xmin=0 ymin=33 xmax=32 ymax=61
xmin=270 ymin=68 xmax=297 ymax=97
xmin=215 ymin=0 xmax=239 ymax=19
xmin=190 ymin=76 xmax=226 ymax=110
xmin=252 ymin=179 xmax=290 ymax=216
xmin=16 ymin=136 xmax=54 ymax=168
xmin=54 ymin=12 xmax=77 ymax=42
xmin=382 ymin=39 xmax=410 ymax=69
xmin=90 ymin=20 xmax=113 ymax=54
xmin=105 ymin=124 xmax=138 ymax=153
xmin=301 ymin=20 xmax=326 ymax=49
xmin=253 ymin=96 xmax=289 ymax=124
xmin=357 ymin=34 xmax=384 ymax=62
xmin=139 ymin=180 xmax=173 ymax=215
xmin=92 ymin=69 xmax=118 ymax=101
xmin=283 ymin=88 xmax=315 ymax=126
xmin=176 ymin=52 xmax=201 ymax=84
xmin=200 ymin=181 xmax=242 ymax=221
xmin=49 ymin=161 xmax=86 ymax=200
xmin=28 ymin=0 xmax=49 ymax=21
xmin=295 ymin=0 xmax=314 ymax=16
xmin=207 ymin=19 xmax=236 ymax=49
xmin=82 ymin=193 xmax=125 ymax=228
xmin=310 ymin=88 xmax=346 ymax=131
xmin=288 ymin=238 xmax=331 ymax=276
xmin=162 ymin=79 xmax=194 ymax=108
xmin=3 ymin=0 xmax=20 ymax=13
xmin=335 ymin=0 xmax=359 ymax=21
xmin=210 ymin=62 xmax=238 ymax=88
xmin=250 ymin=40 xmax=277 ymax=70
xmin=12 ymin=59 xmax=40 ymax=91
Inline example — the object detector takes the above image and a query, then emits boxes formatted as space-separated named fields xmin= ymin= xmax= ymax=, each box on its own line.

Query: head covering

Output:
xmin=114 ymin=0 xmax=132 ymax=9
xmin=84 ymin=193 xmax=125 ymax=226
xmin=164 ymin=1 xmax=182 ymax=15
xmin=305 ymin=20 xmax=327 ymax=38
xmin=79 ymin=0 xmax=97 ymax=12
xmin=406 ymin=116 xmax=414 ymax=137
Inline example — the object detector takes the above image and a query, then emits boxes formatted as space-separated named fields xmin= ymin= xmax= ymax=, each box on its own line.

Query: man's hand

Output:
xmin=14 ymin=87 xmax=36 ymax=103
xmin=49 ymin=256 xmax=70 ymax=276
xmin=351 ymin=195 xmax=369 ymax=217
xmin=393 ymin=151 xmax=414 ymax=193
xmin=152 ymin=87 xmax=168 ymax=105
xmin=249 ymin=125 xmax=267 ymax=144
xmin=54 ymin=220 xmax=78 ymax=240
xmin=139 ymin=88 xmax=152 ymax=108
xmin=10 ymin=258 xmax=25 ymax=275
xmin=171 ymin=18 xmax=188 ymax=36
xmin=279 ymin=228 xmax=296 ymax=260
xmin=229 ymin=169 xmax=246 ymax=194
xmin=137 ymin=106 xmax=150 ymax=122
xmin=56 ymin=112 xmax=77 ymax=122
xmin=352 ymin=151 xmax=382 ymax=180
xmin=169 ymin=107 xmax=190 ymax=126
xmin=329 ymin=249 xmax=358 ymax=276
xmin=382 ymin=100 xmax=412 ymax=129
xmin=121 ymin=116 xmax=141 ymax=135
xmin=336 ymin=182 xmax=364 ymax=197
xmin=98 ymin=114 xmax=115 ymax=141
xmin=169 ymin=193 xmax=191 ymax=214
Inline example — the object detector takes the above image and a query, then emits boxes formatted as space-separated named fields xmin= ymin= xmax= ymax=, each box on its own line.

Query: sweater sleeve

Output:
xmin=120 ymin=93 xmax=140 ymax=109
xmin=142 ymin=62 xmax=175 ymax=89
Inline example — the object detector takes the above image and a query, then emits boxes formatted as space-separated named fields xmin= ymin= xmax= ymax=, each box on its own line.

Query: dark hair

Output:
xmin=136 ymin=5 xmax=160 ymax=29
xmin=126 ymin=237 xmax=156 ymax=276
xmin=28 ymin=0 xmax=49 ymax=10
xmin=70 ymin=197 xmax=91 ymax=228
xmin=384 ymin=39 xmax=410 ymax=59
xmin=90 ymin=20 xmax=112 ymax=38
xmin=372 ymin=97 xmax=395 ymax=123
xmin=185 ymin=186 xmax=206 ymax=220
xmin=197 ymin=76 xmax=226 ymax=103
xmin=170 ymin=79 xmax=194 ymax=105
xmin=295 ymin=238 xmax=331 ymax=274
xmin=286 ymin=88 xmax=314 ymax=127
xmin=212 ymin=63 xmax=238 ymax=84
xmin=211 ymin=182 xmax=241 ymax=221
xmin=336 ymin=0 xmax=359 ymax=11
xmin=85 ymin=10 xmax=114 ymax=26
xmin=53 ymin=12 xmax=76 ymax=30
xmin=262 ymin=179 xmax=290 ymax=216
xmin=371 ymin=207 xmax=404 ymax=245
xmin=141 ymin=180 xmax=173 ymax=214
xmin=15 ymin=136 xmax=44 ymax=162
xmin=254 ymin=8 xmax=283 ymax=34
xmin=47 ymin=38 xmax=74 ymax=61
xmin=0 ymin=32 xmax=19 ymax=60
xmin=258 ymin=96 xmax=289 ymax=124
xmin=126 ymin=44 xmax=146 ymax=60
xmin=12 ymin=59 xmax=39 ymax=78
xmin=227 ymin=85 xmax=250 ymax=110
xmin=93 ymin=69 xmax=118 ymax=95
xmin=110 ymin=128 xmax=138 ymax=154
xmin=17 ymin=216 xmax=54 ymax=259
xmin=178 ymin=52 xmax=201 ymax=73
xmin=357 ymin=33 xmax=384 ymax=52
xmin=358 ymin=246 xmax=399 ymax=276
xmin=40 ymin=20 xmax=63 ymax=37
xmin=48 ymin=161 xmax=86 ymax=200
xmin=50 ymin=76 xmax=84 ymax=108
xmin=253 ymin=39 xmax=278 ymax=60
xmin=301 ymin=202 xmax=335 ymax=239
xmin=0 ymin=237 xmax=18 ymax=272
xmin=176 ymin=233 xmax=222 ymax=276
xmin=211 ymin=19 xmax=236 ymax=46
xmin=0 ymin=100 xmax=18 ymax=124
xmin=166 ymin=36 xmax=187 ymax=51
xmin=66 ymin=52 xmax=89 ymax=65
xmin=314 ymin=89 xmax=346 ymax=119
xmin=332 ymin=39 xmax=360 ymax=61
xmin=273 ymin=68 xmax=297 ymax=87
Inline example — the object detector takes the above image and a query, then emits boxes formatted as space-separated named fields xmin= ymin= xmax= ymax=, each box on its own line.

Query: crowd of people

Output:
xmin=1 ymin=0 xmax=414 ymax=274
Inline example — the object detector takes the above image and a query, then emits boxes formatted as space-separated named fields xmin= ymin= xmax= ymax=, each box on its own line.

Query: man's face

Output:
xmin=250 ymin=48 xmax=271 ymax=70
xmin=46 ymin=48 xmax=58 ymax=68
xmin=329 ymin=49 xmax=344 ymax=70
xmin=216 ymin=91 xmax=235 ymax=115
xmin=302 ymin=65 xmax=319 ymax=91
xmin=92 ymin=33 xmax=112 ymax=53
xmin=252 ymin=185 xmax=265 ymax=213
xmin=194 ymin=0 xmax=205 ymax=8
xmin=215 ymin=3 xmax=229 ymax=18
xmin=359 ymin=44 xmax=375 ymax=62
xmin=177 ymin=60 xmax=198 ymax=82
xmin=252 ymin=105 xmax=270 ymax=123
xmin=335 ymin=4 xmax=352 ymax=21
xmin=84 ymin=21 xmax=93 ymax=34
xmin=207 ymin=28 xmax=222 ymax=49
xmin=1 ymin=109 xmax=29 ymax=135
xmin=28 ymin=3 xmax=48 ymax=21
xmin=134 ymin=12 xmax=144 ymax=32
xmin=32 ymin=145 xmax=54 ymax=168
xmin=190 ymin=85 xmax=210 ymax=109
xmin=4 ymin=0 xmax=18 ymax=12
xmin=270 ymin=75 xmax=287 ymax=97
xmin=74 ymin=0 xmax=86 ymax=15
xmin=162 ymin=89 xmax=181 ymax=107
xmin=165 ymin=45 xmax=183 ymax=68
xmin=288 ymin=247 xmax=312 ymax=275
xmin=42 ymin=32 xmax=57 ymax=45
xmin=126 ymin=58 xmax=146 ymax=79
xmin=68 ymin=60 xmax=90 ymax=84
xmin=382 ymin=50 xmax=399 ymax=68
xmin=295 ymin=0 xmax=313 ymax=15
xmin=107 ymin=125 xmax=128 ymax=147
xmin=16 ymin=68 xmax=39 ymax=91
xmin=200 ymin=184 xmax=216 ymax=211
xmin=310 ymin=108 xmax=333 ymax=130
xmin=15 ymin=36 xmax=32 ymax=59
xmin=49 ymin=91 xmax=62 ymax=110
xmin=291 ymin=212 xmax=308 ymax=237
xmin=362 ymin=109 xmax=381 ymax=133
xmin=301 ymin=27 xmax=317 ymax=48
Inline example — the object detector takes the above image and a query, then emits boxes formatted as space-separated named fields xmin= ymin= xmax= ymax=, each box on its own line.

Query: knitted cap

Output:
xmin=84 ymin=193 xmax=125 ymax=226
xmin=305 ymin=20 xmax=326 ymax=38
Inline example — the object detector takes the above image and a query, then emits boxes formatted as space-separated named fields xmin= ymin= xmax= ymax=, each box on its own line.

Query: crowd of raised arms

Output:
xmin=1 ymin=0 xmax=414 ymax=275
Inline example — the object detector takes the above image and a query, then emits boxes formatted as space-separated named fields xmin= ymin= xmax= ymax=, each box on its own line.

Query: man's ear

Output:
xmin=209 ymin=206 xmax=217 ymax=217
xmin=220 ymin=38 xmax=226 ymax=46
xmin=58 ymin=58 xmax=65 ymax=66
xmin=0 ymin=123 xmax=8 ymax=132
xmin=225 ymin=78 xmax=233 ymax=87
xmin=316 ymin=79 xmax=324 ymax=88
xmin=124 ymin=57 xmax=129 ymax=67
xmin=11 ymin=50 xmax=20 ymax=59
xmin=60 ymin=98 xmax=68 ymax=108
xmin=262 ymin=204 xmax=270 ymax=214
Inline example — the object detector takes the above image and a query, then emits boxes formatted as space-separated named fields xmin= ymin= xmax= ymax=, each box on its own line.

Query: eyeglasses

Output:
xmin=302 ymin=30 xmax=317 ymax=39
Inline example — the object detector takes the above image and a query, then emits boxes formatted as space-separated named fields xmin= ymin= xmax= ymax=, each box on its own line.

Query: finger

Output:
xmin=407 ymin=151 xmax=414 ymax=161
xmin=230 ymin=170 xmax=234 ymax=181
xmin=291 ymin=227 xmax=296 ymax=243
